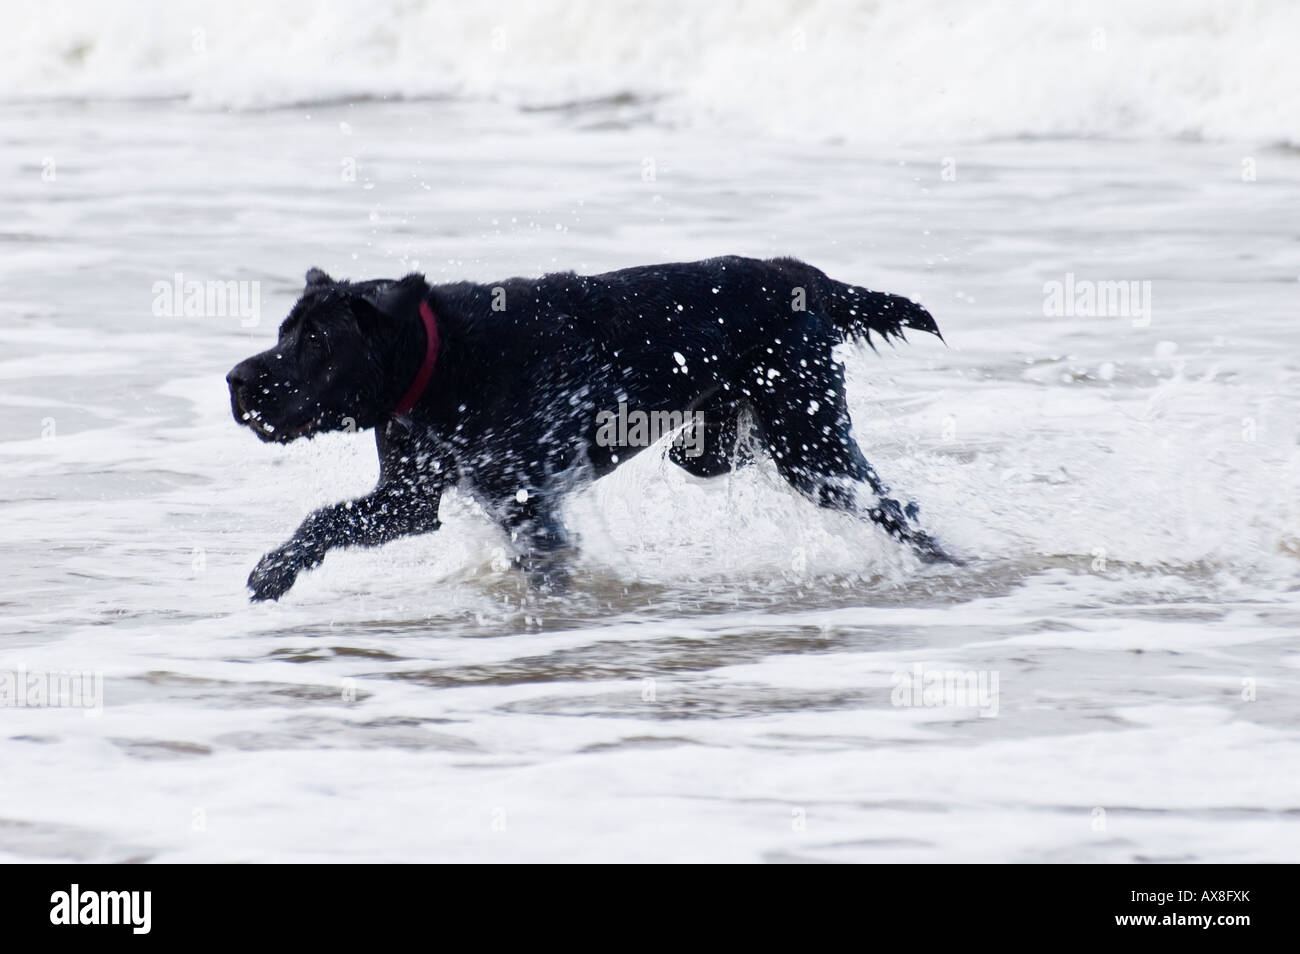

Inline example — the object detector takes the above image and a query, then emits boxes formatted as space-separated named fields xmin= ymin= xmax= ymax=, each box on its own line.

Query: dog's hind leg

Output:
xmin=745 ymin=335 xmax=957 ymax=564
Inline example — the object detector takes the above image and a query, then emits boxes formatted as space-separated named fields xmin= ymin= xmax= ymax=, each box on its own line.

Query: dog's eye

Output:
xmin=304 ymin=331 xmax=333 ymax=359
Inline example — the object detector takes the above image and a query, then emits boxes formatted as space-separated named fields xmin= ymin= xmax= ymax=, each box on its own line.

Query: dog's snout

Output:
xmin=227 ymin=359 xmax=258 ymax=393
xmin=227 ymin=361 xmax=260 ymax=422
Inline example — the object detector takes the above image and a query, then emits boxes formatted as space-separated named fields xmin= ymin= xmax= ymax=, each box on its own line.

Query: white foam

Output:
xmin=6 ymin=0 xmax=1299 ymax=144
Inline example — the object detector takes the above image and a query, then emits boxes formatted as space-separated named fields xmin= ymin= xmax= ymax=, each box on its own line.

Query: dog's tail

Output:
xmin=767 ymin=256 xmax=943 ymax=348
xmin=821 ymin=279 xmax=943 ymax=349
xmin=759 ymin=256 xmax=944 ymax=349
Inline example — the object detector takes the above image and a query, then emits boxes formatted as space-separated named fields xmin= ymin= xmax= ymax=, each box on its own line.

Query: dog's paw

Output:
xmin=517 ymin=551 xmax=573 ymax=594
xmin=911 ymin=532 xmax=964 ymax=567
xmin=248 ymin=547 xmax=303 ymax=602
xmin=528 ymin=562 xmax=572 ymax=594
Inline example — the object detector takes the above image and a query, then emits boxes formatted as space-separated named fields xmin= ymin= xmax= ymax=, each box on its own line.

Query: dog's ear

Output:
xmin=354 ymin=273 xmax=428 ymax=322
xmin=304 ymin=268 xmax=334 ymax=291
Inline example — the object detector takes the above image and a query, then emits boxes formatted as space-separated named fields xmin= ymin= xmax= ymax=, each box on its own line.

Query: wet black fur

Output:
xmin=226 ymin=256 xmax=954 ymax=601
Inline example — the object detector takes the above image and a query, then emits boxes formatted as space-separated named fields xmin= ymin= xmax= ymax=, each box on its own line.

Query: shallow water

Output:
xmin=2 ymin=97 xmax=1299 ymax=862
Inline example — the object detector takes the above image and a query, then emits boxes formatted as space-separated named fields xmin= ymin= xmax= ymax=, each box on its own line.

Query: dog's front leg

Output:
xmin=248 ymin=483 xmax=443 ymax=601
xmin=500 ymin=494 xmax=574 ymax=592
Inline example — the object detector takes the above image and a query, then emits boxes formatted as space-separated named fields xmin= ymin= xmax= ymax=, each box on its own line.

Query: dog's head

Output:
xmin=226 ymin=269 xmax=428 ymax=443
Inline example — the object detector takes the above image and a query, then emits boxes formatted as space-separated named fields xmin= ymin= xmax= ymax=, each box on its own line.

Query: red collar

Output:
xmin=392 ymin=300 xmax=440 ymax=418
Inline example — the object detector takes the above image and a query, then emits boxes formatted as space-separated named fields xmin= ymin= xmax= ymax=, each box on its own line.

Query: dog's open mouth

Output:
xmin=240 ymin=408 xmax=319 ymax=442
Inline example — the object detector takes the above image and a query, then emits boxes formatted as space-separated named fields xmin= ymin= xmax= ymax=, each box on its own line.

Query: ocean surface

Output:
xmin=2 ymin=1 xmax=1299 ymax=862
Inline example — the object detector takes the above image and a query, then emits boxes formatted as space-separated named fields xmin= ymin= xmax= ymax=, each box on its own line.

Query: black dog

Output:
xmin=226 ymin=256 xmax=954 ymax=601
